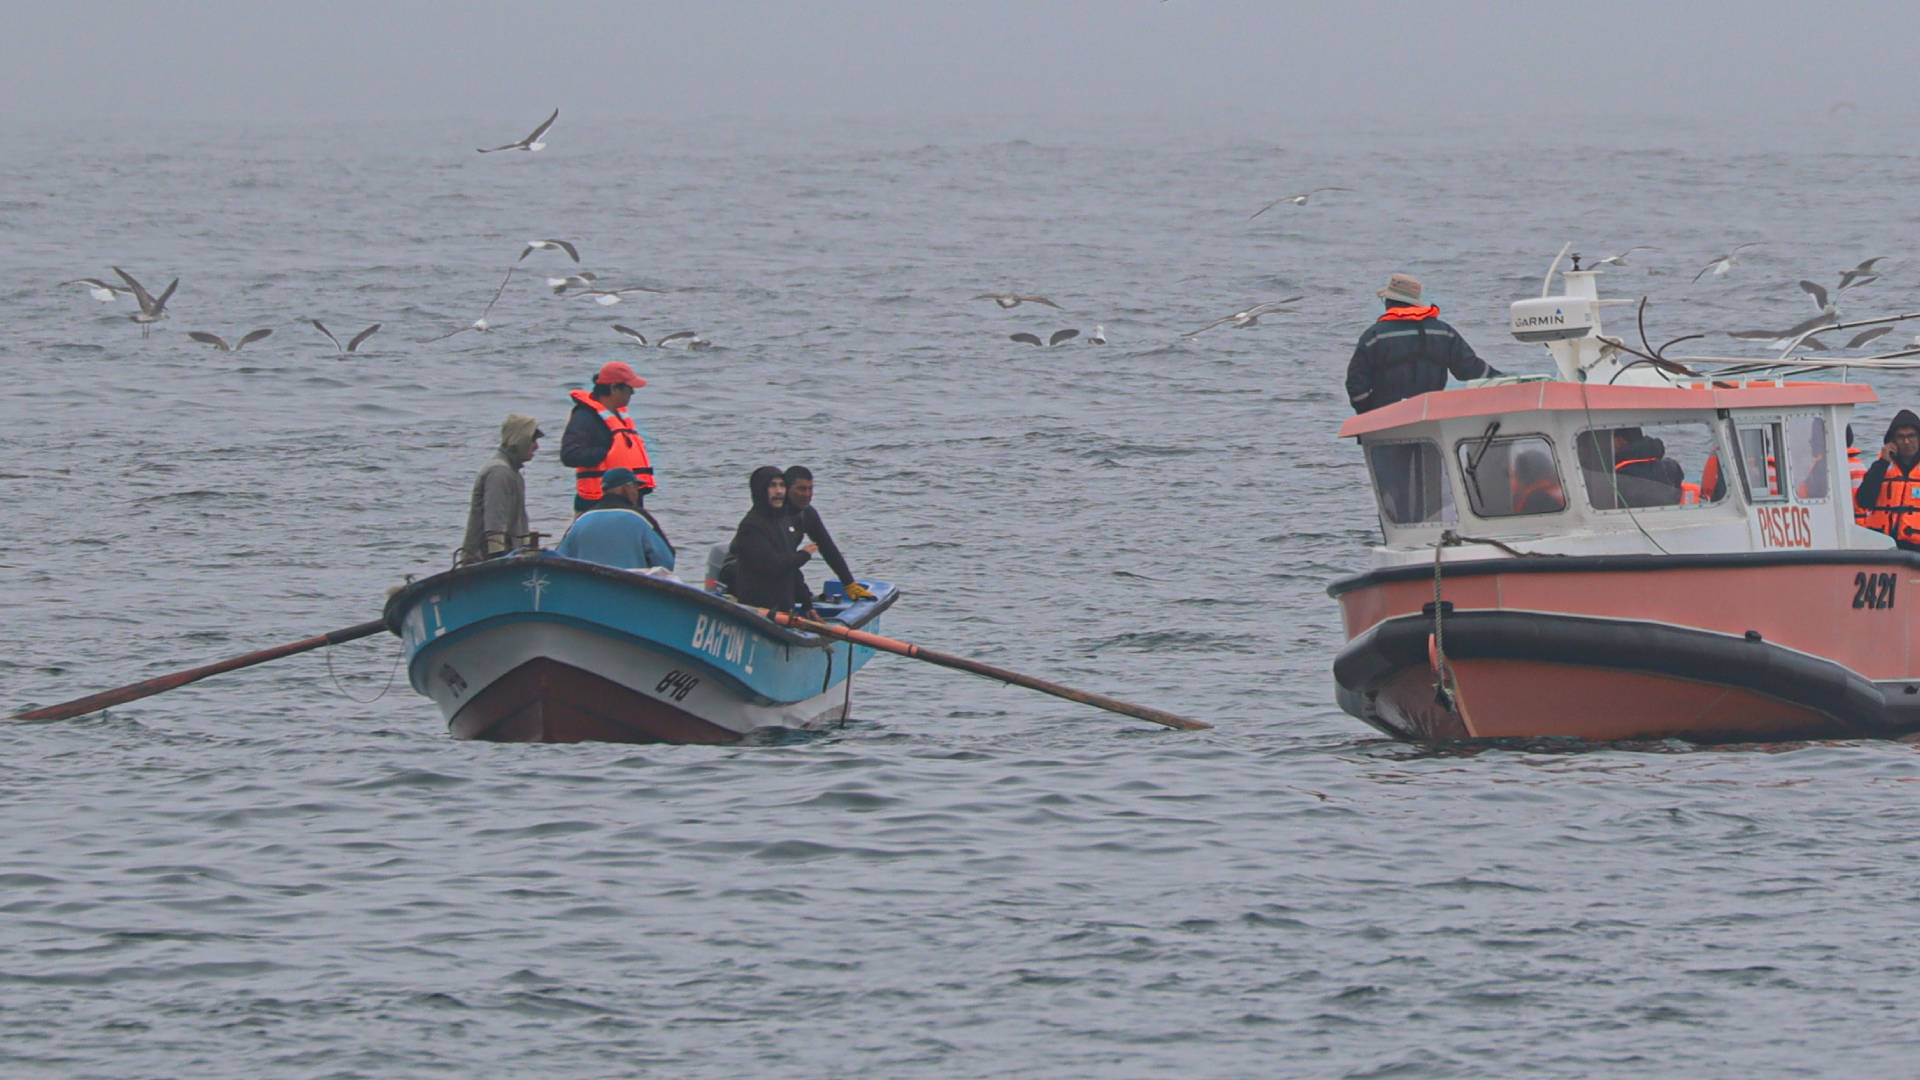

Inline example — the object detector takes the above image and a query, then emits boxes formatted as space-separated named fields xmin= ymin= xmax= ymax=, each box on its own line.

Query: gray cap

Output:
xmin=1377 ymin=273 xmax=1423 ymax=305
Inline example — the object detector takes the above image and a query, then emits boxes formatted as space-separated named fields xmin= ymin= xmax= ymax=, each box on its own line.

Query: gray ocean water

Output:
xmin=5 ymin=111 xmax=1920 ymax=1077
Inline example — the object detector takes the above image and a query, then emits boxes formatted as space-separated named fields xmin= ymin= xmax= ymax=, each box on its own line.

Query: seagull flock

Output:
xmin=53 ymin=109 xmax=1905 ymax=365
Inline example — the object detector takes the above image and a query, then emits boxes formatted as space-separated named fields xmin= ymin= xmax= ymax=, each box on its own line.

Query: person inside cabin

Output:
xmin=1799 ymin=429 xmax=1831 ymax=501
xmin=1611 ymin=427 xmax=1686 ymax=507
xmin=729 ymin=466 xmax=819 ymax=614
xmin=1855 ymin=410 xmax=1920 ymax=551
xmin=1345 ymin=273 xmax=1500 ymax=414
xmin=552 ymin=467 xmax=676 ymax=571
xmin=561 ymin=361 xmax=654 ymax=515
xmin=1509 ymin=449 xmax=1566 ymax=514
xmin=458 ymin=413 xmax=542 ymax=566
xmin=781 ymin=465 xmax=875 ymax=602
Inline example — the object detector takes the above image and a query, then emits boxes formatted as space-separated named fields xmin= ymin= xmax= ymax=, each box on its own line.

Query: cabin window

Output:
xmin=1366 ymin=440 xmax=1455 ymax=525
xmin=1733 ymin=422 xmax=1788 ymax=503
xmin=1575 ymin=421 xmax=1728 ymax=510
xmin=1784 ymin=415 xmax=1830 ymax=502
xmin=1454 ymin=435 xmax=1566 ymax=518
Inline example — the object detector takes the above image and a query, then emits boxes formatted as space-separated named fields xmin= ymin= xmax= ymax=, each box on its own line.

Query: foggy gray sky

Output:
xmin=4 ymin=1 xmax=1912 ymax=131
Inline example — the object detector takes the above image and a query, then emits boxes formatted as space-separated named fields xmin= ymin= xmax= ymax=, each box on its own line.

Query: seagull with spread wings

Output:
xmin=423 ymin=266 xmax=514 ymax=343
xmin=973 ymin=292 xmax=1063 ymax=310
xmin=575 ymin=285 xmax=667 ymax=306
xmin=1009 ymin=329 xmax=1080 ymax=347
xmin=112 ymin=267 xmax=178 ymax=338
xmin=60 ymin=278 xmax=133 ymax=302
xmin=187 ymin=328 xmax=273 ymax=353
xmin=518 ymin=239 xmax=580 ymax=263
xmin=310 ymin=320 xmax=382 ymax=353
xmin=1588 ymin=246 xmax=1659 ymax=268
xmin=1837 ymin=257 xmax=1885 ymax=291
xmin=1249 ymin=187 xmax=1352 ymax=219
xmin=1692 ymin=243 xmax=1762 ymax=283
xmin=1184 ymin=296 xmax=1304 ymax=336
xmin=477 ymin=108 xmax=559 ymax=153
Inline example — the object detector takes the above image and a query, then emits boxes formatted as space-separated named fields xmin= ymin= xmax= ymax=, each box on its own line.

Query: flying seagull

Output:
xmin=112 ymin=266 xmax=178 ymax=338
xmin=518 ymin=239 xmax=580 ymax=263
xmin=1010 ymin=329 xmax=1080 ymax=347
xmin=1692 ymin=243 xmax=1762 ymax=283
xmin=310 ymin=320 xmax=381 ymax=353
xmin=656 ymin=330 xmax=711 ymax=349
xmin=1249 ymin=187 xmax=1353 ymax=219
xmin=974 ymin=292 xmax=1063 ymax=310
xmin=1588 ymin=246 xmax=1658 ymax=268
xmin=1799 ymin=279 xmax=1836 ymax=314
xmin=1838 ymin=257 xmax=1885 ymax=290
xmin=548 ymin=272 xmax=598 ymax=295
xmin=575 ymin=286 xmax=666 ymax=306
xmin=477 ymin=108 xmax=558 ymax=154
xmin=612 ymin=325 xmax=648 ymax=346
xmin=423 ymin=266 xmax=513 ymax=342
xmin=60 ymin=278 xmax=132 ymax=302
xmin=187 ymin=328 xmax=273 ymax=353
xmin=1184 ymin=296 xmax=1304 ymax=336
xmin=1844 ymin=326 xmax=1893 ymax=350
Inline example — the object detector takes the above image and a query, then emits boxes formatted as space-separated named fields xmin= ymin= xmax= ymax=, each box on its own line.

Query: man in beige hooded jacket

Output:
xmin=460 ymin=414 xmax=542 ymax=564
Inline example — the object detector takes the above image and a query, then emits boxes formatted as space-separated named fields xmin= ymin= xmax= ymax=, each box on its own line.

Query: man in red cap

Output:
xmin=561 ymin=361 xmax=655 ymax=514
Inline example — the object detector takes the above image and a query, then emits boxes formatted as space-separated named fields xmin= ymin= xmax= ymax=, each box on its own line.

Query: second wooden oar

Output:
xmin=762 ymin=609 xmax=1210 ymax=731
xmin=12 ymin=619 xmax=390 ymax=723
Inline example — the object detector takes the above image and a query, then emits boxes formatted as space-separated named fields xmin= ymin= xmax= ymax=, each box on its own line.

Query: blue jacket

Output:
xmin=554 ymin=508 xmax=676 ymax=571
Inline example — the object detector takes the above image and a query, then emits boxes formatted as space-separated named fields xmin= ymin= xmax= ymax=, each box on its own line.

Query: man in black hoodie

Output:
xmin=729 ymin=466 xmax=818 ymax=612
xmin=1855 ymin=409 xmax=1920 ymax=550
xmin=782 ymin=465 xmax=874 ymax=602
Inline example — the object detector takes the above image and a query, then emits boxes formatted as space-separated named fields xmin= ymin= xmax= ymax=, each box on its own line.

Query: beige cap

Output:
xmin=1377 ymin=273 xmax=1423 ymax=305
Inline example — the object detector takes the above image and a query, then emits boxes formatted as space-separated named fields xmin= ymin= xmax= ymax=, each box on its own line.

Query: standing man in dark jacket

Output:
xmin=1855 ymin=409 xmax=1920 ymax=550
xmin=1346 ymin=273 xmax=1499 ymax=413
xmin=560 ymin=361 xmax=654 ymax=514
xmin=781 ymin=465 xmax=875 ymax=602
xmin=729 ymin=466 xmax=818 ymax=612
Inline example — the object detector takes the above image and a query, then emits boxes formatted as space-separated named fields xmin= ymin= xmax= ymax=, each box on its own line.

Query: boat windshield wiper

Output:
xmin=1464 ymin=421 xmax=1501 ymax=503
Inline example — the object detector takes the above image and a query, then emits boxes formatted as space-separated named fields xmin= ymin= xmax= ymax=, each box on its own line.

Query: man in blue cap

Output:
xmin=553 ymin=467 xmax=676 ymax=570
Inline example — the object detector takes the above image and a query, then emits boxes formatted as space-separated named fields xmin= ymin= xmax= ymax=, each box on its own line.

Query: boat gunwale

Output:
xmin=1326 ymin=548 xmax=1920 ymax=598
xmin=381 ymin=553 xmax=899 ymax=645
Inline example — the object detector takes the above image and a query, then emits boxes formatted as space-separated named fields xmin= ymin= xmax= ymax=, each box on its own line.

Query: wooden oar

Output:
xmin=763 ymin=609 xmax=1210 ymax=731
xmin=11 ymin=619 xmax=389 ymax=723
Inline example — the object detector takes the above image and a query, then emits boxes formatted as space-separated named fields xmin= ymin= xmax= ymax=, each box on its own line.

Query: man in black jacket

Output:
xmin=729 ymin=466 xmax=818 ymax=612
xmin=782 ymin=465 xmax=874 ymax=602
xmin=1346 ymin=273 xmax=1499 ymax=413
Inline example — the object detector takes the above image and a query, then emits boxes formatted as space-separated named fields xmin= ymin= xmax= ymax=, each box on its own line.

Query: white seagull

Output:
xmin=112 ymin=266 xmax=178 ymax=338
xmin=1184 ymin=296 xmax=1304 ymax=336
xmin=1692 ymin=243 xmax=1762 ymax=283
xmin=973 ymin=292 xmax=1063 ymax=310
xmin=1010 ymin=329 xmax=1080 ymax=347
xmin=548 ymin=272 xmax=598 ymax=295
xmin=1588 ymin=246 xmax=1658 ymax=268
xmin=1088 ymin=324 xmax=1107 ymax=345
xmin=656 ymin=330 xmax=711 ymax=349
xmin=187 ymin=328 xmax=273 ymax=353
xmin=1249 ymin=187 xmax=1353 ymax=219
xmin=575 ymin=286 xmax=666 ymax=306
xmin=518 ymin=238 xmax=580 ymax=263
xmin=60 ymin=278 xmax=132 ymax=302
xmin=477 ymin=108 xmax=559 ymax=154
xmin=423 ymin=266 xmax=513 ymax=342
xmin=310 ymin=320 xmax=382 ymax=353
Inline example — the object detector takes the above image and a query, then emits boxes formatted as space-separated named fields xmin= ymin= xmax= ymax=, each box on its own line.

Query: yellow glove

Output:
xmin=844 ymin=582 xmax=875 ymax=601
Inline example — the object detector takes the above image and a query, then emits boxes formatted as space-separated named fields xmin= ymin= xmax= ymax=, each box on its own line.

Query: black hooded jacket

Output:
xmin=729 ymin=466 xmax=811 ymax=610
xmin=1854 ymin=409 xmax=1920 ymax=546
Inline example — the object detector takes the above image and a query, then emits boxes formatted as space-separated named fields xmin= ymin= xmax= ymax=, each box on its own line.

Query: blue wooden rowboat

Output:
xmin=382 ymin=555 xmax=896 ymax=744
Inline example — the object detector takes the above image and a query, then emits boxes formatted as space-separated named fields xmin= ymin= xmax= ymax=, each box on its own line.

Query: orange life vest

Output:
xmin=1378 ymin=305 xmax=1441 ymax=322
xmin=1857 ymin=458 xmax=1920 ymax=541
xmin=568 ymin=388 xmax=654 ymax=501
